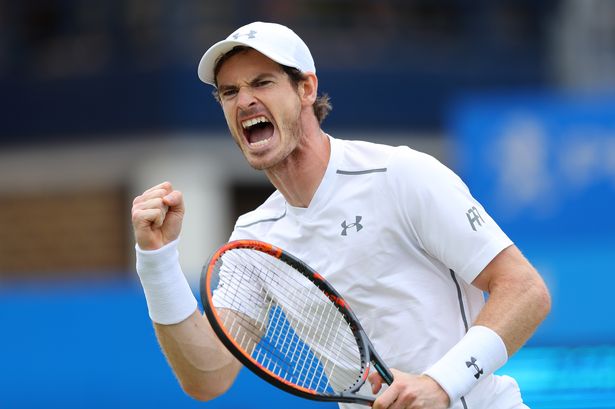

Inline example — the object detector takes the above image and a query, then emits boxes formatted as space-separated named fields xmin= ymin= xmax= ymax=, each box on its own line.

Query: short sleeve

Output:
xmin=388 ymin=147 xmax=513 ymax=284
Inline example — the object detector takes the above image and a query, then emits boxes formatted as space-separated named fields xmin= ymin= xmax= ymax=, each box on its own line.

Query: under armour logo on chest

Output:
xmin=232 ymin=30 xmax=257 ymax=40
xmin=341 ymin=216 xmax=363 ymax=236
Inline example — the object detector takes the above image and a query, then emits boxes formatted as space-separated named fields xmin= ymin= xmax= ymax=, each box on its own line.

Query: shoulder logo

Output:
xmin=341 ymin=216 xmax=363 ymax=236
xmin=466 ymin=206 xmax=485 ymax=231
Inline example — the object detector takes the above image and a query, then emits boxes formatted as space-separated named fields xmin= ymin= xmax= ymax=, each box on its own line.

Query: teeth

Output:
xmin=250 ymin=138 xmax=271 ymax=147
xmin=241 ymin=116 xmax=270 ymax=129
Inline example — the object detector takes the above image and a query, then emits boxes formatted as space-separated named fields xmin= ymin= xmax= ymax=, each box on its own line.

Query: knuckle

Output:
xmin=399 ymin=389 xmax=417 ymax=403
xmin=132 ymin=201 xmax=146 ymax=212
xmin=131 ymin=210 xmax=143 ymax=224
xmin=132 ymin=207 xmax=147 ymax=217
xmin=142 ymin=197 xmax=163 ymax=209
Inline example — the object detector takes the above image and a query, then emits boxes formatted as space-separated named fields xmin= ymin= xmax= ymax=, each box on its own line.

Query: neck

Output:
xmin=265 ymin=129 xmax=330 ymax=208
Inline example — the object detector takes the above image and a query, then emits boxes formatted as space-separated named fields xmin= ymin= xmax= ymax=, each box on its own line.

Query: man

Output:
xmin=131 ymin=22 xmax=550 ymax=409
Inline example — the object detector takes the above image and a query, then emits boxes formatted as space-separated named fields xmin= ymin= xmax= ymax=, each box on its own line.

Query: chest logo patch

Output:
xmin=341 ymin=216 xmax=363 ymax=236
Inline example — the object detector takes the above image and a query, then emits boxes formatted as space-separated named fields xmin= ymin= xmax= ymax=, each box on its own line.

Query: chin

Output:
xmin=248 ymin=161 xmax=268 ymax=171
xmin=244 ymin=154 xmax=275 ymax=171
xmin=242 ymin=144 xmax=294 ymax=171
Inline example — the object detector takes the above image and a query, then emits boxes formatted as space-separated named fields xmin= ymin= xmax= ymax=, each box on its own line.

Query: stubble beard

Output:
xmin=241 ymin=114 xmax=303 ymax=172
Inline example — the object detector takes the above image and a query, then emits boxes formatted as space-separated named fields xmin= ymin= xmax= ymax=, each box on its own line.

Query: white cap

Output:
xmin=197 ymin=21 xmax=315 ymax=86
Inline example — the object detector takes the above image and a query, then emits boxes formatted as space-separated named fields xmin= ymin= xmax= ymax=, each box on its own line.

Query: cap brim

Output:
xmin=198 ymin=39 xmax=248 ymax=85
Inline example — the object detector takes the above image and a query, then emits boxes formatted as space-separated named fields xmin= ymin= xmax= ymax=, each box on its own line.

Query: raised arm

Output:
xmin=131 ymin=182 xmax=242 ymax=400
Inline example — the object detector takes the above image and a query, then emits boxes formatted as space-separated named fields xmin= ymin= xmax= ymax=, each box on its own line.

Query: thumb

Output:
xmin=163 ymin=190 xmax=184 ymax=209
xmin=163 ymin=190 xmax=185 ymax=223
xmin=160 ymin=190 xmax=185 ymax=241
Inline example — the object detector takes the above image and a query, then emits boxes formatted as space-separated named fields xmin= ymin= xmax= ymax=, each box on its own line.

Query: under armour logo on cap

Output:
xmin=232 ymin=30 xmax=257 ymax=40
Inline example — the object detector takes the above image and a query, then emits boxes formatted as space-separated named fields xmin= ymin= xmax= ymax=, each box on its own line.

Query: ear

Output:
xmin=298 ymin=72 xmax=318 ymax=107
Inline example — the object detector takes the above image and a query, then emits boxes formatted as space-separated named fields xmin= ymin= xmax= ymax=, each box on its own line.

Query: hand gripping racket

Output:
xmin=200 ymin=240 xmax=394 ymax=405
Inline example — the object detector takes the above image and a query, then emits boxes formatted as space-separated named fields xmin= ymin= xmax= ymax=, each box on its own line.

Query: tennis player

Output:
xmin=131 ymin=22 xmax=551 ymax=409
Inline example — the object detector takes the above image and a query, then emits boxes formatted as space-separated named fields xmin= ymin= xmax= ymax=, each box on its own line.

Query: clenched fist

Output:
xmin=131 ymin=181 xmax=185 ymax=251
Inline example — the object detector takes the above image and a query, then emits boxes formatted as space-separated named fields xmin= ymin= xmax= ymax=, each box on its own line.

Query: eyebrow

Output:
xmin=217 ymin=73 xmax=278 ymax=92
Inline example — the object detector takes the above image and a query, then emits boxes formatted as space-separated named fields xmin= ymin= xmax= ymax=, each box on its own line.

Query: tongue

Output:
xmin=249 ymin=123 xmax=274 ymax=144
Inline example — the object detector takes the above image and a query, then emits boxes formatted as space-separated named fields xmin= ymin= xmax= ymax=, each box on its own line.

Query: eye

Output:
xmin=254 ymin=80 xmax=273 ymax=88
xmin=220 ymin=88 xmax=238 ymax=100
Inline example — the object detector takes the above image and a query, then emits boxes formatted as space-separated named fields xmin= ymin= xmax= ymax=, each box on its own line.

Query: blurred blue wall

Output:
xmin=450 ymin=93 xmax=615 ymax=346
xmin=0 ymin=281 xmax=338 ymax=409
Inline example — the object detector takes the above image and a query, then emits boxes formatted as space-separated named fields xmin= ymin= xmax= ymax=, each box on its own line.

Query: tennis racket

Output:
xmin=200 ymin=239 xmax=394 ymax=405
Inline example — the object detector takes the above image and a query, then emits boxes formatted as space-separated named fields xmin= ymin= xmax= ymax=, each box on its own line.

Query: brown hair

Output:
xmin=212 ymin=46 xmax=332 ymax=124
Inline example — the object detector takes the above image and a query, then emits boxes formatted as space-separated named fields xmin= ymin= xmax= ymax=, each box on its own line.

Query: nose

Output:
xmin=236 ymin=85 xmax=257 ymax=110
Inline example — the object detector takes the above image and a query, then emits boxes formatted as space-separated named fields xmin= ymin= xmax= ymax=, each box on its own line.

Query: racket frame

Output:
xmin=200 ymin=239 xmax=394 ymax=405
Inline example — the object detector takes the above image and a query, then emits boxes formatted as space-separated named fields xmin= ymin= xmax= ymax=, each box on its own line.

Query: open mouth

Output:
xmin=241 ymin=115 xmax=275 ymax=147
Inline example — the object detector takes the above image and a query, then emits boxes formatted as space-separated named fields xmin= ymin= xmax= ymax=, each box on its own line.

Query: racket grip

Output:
xmin=373 ymin=361 xmax=394 ymax=385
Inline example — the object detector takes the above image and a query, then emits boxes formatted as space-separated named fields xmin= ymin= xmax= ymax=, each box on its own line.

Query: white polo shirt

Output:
xmin=228 ymin=136 xmax=522 ymax=409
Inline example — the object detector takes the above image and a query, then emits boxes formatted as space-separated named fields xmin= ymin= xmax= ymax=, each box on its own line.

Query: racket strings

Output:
xmin=235 ymin=249 xmax=363 ymax=366
xmin=210 ymin=248 xmax=365 ymax=393
xmin=219 ymin=253 xmax=356 ymax=384
xmin=250 ymin=250 xmax=362 ymax=358
xmin=217 ymin=250 xmax=362 ymax=360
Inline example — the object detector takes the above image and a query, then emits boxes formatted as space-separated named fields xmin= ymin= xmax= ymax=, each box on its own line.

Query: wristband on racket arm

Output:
xmin=423 ymin=325 xmax=508 ymax=405
xmin=135 ymin=238 xmax=198 ymax=325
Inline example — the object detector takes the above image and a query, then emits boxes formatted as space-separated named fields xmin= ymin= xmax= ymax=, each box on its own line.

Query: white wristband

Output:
xmin=135 ymin=238 xmax=198 ymax=325
xmin=423 ymin=325 xmax=508 ymax=405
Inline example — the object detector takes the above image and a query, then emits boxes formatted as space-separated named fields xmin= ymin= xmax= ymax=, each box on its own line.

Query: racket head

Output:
xmin=200 ymin=240 xmax=376 ymax=403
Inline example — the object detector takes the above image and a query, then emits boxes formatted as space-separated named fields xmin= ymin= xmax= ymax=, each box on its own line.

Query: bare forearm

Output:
xmin=154 ymin=309 xmax=241 ymax=400
xmin=473 ymin=246 xmax=551 ymax=356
